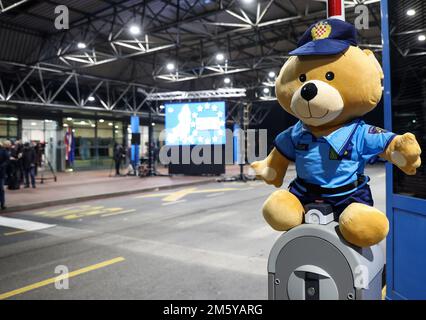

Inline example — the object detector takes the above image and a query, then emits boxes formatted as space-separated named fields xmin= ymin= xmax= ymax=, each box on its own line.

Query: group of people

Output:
xmin=0 ymin=140 xmax=41 ymax=210
xmin=112 ymin=141 xmax=160 ymax=177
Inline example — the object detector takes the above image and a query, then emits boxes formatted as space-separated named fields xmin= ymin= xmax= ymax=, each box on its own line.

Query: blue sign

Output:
xmin=165 ymin=101 xmax=226 ymax=146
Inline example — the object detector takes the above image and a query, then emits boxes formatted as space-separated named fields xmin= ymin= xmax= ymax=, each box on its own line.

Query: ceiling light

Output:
xmin=66 ymin=117 xmax=73 ymax=121
xmin=77 ymin=42 xmax=86 ymax=49
xmin=108 ymin=122 xmax=113 ymax=126
xmin=224 ymin=77 xmax=231 ymax=84
xmin=418 ymin=34 xmax=426 ymax=42
xmin=31 ymin=122 xmax=37 ymax=126
xmin=115 ymin=125 xmax=119 ymax=129
xmin=407 ymin=9 xmax=416 ymax=16
xmin=166 ymin=63 xmax=175 ymax=71
xmin=152 ymin=123 xmax=156 ymax=126
xmin=88 ymin=96 xmax=95 ymax=102
xmin=159 ymin=105 xmax=165 ymax=109
xmin=263 ymin=87 xmax=270 ymax=94
xmin=268 ymin=71 xmax=276 ymax=78
xmin=91 ymin=124 xmax=96 ymax=128
xmin=216 ymin=53 xmax=225 ymax=61
xmin=129 ymin=25 xmax=141 ymax=35
xmin=99 ymin=119 xmax=104 ymax=123
xmin=63 ymin=123 xmax=68 ymax=127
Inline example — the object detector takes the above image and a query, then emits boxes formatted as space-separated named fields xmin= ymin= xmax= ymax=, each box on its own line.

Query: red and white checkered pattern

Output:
xmin=312 ymin=23 xmax=331 ymax=40
xmin=315 ymin=25 xmax=328 ymax=38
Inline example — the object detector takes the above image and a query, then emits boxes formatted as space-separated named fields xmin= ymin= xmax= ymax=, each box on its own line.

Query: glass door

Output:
xmin=21 ymin=119 xmax=59 ymax=171
xmin=382 ymin=0 xmax=426 ymax=300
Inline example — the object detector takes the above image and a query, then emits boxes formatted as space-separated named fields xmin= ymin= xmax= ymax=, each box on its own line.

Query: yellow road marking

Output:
xmin=101 ymin=209 xmax=136 ymax=217
xmin=192 ymin=188 xmax=238 ymax=194
xmin=135 ymin=187 xmax=239 ymax=202
xmin=36 ymin=205 xmax=128 ymax=220
xmin=0 ymin=257 xmax=125 ymax=300
xmin=134 ymin=192 xmax=173 ymax=199
xmin=4 ymin=230 xmax=29 ymax=236
xmin=35 ymin=205 xmax=92 ymax=217
xmin=163 ymin=188 xmax=198 ymax=202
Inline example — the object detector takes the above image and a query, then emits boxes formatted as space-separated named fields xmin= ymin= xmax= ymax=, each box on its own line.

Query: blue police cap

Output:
xmin=289 ymin=19 xmax=357 ymax=56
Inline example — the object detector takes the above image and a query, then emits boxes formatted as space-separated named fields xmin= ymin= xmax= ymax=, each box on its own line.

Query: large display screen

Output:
xmin=165 ymin=101 xmax=226 ymax=146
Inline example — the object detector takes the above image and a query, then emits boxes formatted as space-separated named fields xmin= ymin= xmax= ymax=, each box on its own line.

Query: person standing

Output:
xmin=0 ymin=141 xmax=11 ymax=210
xmin=22 ymin=142 xmax=36 ymax=188
xmin=113 ymin=143 xmax=124 ymax=176
xmin=8 ymin=141 xmax=20 ymax=190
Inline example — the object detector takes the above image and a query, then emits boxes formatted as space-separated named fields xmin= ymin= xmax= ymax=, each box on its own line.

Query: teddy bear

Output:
xmin=251 ymin=19 xmax=422 ymax=248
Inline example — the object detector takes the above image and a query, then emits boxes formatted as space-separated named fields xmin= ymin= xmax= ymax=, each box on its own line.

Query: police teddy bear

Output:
xmin=251 ymin=19 xmax=422 ymax=248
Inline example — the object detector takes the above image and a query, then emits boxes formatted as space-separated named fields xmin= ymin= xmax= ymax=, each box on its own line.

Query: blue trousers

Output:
xmin=0 ymin=177 xmax=5 ymax=206
xmin=24 ymin=167 xmax=36 ymax=187
xmin=289 ymin=180 xmax=374 ymax=215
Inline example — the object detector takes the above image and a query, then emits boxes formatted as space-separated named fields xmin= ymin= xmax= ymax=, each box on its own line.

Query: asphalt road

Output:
xmin=0 ymin=165 xmax=387 ymax=300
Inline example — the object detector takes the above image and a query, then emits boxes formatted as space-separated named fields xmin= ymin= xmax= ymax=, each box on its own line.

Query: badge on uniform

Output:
xmin=329 ymin=146 xmax=352 ymax=160
xmin=368 ymin=126 xmax=387 ymax=134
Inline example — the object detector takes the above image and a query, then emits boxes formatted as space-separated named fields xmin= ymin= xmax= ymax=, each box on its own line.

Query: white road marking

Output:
xmin=205 ymin=192 xmax=225 ymax=198
xmin=0 ymin=217 xmax=55 ymax=232
xmin=175 ymin=210 xmax=238 ymax=228
xmin=93 ymin=233 xmax=267 ymax=277
xmin=245 ymin=225 xmax=281 ymax=239
xmin=161 ymin=200 xmax=187 ymax=206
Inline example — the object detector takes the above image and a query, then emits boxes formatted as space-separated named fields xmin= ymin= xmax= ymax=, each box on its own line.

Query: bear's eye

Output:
xmin=325 ymin=72 xmax=335 ymax=81
xmin=299 ymin=74 xmax=307 ymax=82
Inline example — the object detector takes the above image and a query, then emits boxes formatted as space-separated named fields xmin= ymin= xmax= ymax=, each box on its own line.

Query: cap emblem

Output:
xmin=311 ymin=21 xmax=332 ymax=40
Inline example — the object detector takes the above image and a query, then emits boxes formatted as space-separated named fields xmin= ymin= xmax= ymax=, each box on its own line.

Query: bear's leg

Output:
xmin=262 ymin=190 xmax=304 ymax=231
xmin=339 ymin=203 xmax=389 ymax=247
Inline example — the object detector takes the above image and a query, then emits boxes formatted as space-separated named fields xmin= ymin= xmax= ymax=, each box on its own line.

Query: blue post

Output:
xmin=131 ymin=115 xmax=140 ymax=171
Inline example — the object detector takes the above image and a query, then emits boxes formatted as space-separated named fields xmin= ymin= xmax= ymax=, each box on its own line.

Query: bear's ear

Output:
xmin=363 ymin=49 xmax=384 ymax=80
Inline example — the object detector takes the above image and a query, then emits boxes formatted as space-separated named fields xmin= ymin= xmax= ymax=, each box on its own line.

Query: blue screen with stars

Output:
xmin=165 ymin=101 xmax=226 ymax=146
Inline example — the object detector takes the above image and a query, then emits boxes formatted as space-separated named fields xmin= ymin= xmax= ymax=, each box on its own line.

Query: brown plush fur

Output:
xmin=251 ymin=45 xmax=422 ymax=248
xmin=263 ymin=190 xmax=304 ymax=231
xmin=339 ymin=203 xmax=389 ymax=247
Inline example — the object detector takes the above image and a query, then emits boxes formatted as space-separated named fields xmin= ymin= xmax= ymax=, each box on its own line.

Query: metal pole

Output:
xmin=327 ymin=0 xmax=345 ymax=21
xmin=148 ymin=109 xmax=154 ymax=176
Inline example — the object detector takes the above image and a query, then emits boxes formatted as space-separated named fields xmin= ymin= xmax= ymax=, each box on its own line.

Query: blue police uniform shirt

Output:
xmin=273 ymin=119 xmax=396 ymax=192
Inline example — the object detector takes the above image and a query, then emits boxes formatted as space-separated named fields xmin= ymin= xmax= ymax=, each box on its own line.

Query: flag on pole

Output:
xmin=64 ymin=127 xmax=75 ymax=165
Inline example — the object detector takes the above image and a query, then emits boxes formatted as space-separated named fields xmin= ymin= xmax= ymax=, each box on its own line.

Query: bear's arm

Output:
xmin=379 ymin=133 xmax=422 ymax=175
xmin=250 ymin=148 xmax=291 ymax=188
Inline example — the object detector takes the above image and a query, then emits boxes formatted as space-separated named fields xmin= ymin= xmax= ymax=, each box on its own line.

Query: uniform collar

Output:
xmin=297 ymin=119 xmax=361 ymax=156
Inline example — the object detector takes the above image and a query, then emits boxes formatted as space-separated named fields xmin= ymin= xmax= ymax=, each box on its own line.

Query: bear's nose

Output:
xmin=301 ymin=83 xmax=318 ymax=101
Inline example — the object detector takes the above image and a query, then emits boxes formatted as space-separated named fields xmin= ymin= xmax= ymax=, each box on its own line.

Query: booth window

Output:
xmin=389 ymin=0 xmax=426 ymax=199
xmin=63 ymin=118 xmax=125 ymax=170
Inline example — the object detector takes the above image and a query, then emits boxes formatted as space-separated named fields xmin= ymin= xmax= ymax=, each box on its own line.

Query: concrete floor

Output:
xmin=0 ymin=165 xmax=386 ymax=300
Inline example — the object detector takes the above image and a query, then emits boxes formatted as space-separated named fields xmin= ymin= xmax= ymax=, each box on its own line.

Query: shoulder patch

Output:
xmin=368 ymin=126 xmax=387 ymax=134
xmin=296 ymin=143 xmax=309 ymax=151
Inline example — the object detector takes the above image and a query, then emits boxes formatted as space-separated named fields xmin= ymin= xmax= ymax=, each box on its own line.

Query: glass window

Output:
xmin=389 ymin=0 xmax=426 ymax=199
xmin=0 ymin=120 xmax=7 ymax=137
xmin=64 ymin=118 xmax=96 ymax=169
xmin=0 ymin=115 xmax=18 ymax=140
xmin=97 ymin=120 xmax=114 ymax=160
xmin=114 ymin=122 xmax=123 ymax=144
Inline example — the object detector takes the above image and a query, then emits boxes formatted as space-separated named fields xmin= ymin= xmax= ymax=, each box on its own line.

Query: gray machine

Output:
xmin=268 ymin=203 xmax=384 ymax=300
